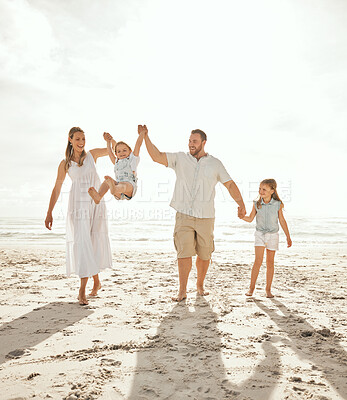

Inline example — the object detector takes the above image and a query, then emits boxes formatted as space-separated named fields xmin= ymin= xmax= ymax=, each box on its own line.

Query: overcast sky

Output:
xmin=0 ymin=0 xmax=346 ymax=219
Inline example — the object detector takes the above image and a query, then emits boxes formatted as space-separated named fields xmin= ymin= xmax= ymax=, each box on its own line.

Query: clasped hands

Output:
xmin=238 ymin=206 xmax=246 ymax=219
xmin=138 ymin=125 xmax=148 ymax=136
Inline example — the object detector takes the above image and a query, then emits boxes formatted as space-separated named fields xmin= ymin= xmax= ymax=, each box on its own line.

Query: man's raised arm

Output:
xmin=139 ymin=125 xmax=168 ymax=166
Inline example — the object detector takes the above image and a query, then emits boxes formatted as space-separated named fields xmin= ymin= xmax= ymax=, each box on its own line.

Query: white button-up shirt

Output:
xmin=166 ymin=152 xmax=232 ymax=218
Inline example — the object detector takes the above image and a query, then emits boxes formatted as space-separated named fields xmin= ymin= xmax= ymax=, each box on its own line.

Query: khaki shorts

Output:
xmin=173 ymin=212 xmax=215 ymax=260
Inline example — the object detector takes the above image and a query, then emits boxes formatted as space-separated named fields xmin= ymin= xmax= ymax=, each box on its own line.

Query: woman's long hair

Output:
xmin=65 ymin=127 xmax=87 ymax=171
xmin=256 ymin=178 xmax=283 ymax=209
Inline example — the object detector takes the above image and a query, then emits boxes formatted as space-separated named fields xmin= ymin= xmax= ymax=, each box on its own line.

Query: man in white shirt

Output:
xmin=139 ymin=125 xmax=246 ymax=301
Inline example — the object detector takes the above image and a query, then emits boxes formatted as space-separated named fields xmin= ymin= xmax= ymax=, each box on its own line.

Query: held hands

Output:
xmin=103 ymin=132 xmax=113 ymax=142
xmin=138 ymin=125 xmax=148 ymax=136
xmin=237 ymin=206 xmax=246 ymax=219
xmin=45 ymin=214 xmax=53 ymax=230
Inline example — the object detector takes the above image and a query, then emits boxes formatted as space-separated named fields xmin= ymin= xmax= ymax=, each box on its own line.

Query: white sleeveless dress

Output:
xmin=66 ymin=152 xmax=112 ymax=278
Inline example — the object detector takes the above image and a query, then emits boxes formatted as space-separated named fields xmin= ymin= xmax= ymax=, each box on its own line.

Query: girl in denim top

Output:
xmin=242 ymin=179 xmax=292 ymax=298
xmin=89 ymin=128 xmax=145 ymax=203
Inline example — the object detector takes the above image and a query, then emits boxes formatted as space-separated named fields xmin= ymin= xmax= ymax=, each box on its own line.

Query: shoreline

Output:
xmin=1 ymin=241 xmax=346 ymax=250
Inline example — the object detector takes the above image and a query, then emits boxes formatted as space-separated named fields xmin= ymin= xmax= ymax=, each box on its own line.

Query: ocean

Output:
xmin=0 ymin=215 xmax=346 ymax=251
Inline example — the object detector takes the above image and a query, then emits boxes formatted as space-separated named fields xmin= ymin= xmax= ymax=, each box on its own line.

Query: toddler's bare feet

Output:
xmin=197 ymin=286 xmax=209 ymax=296
xmin=88 ymin=187 xmax=101 ymax=204
xmin=266 ymin=291 xmax=274 ymax=298
xmin=105 ymin=176 xmax=117 ymax=196
xmin=172 ymin=291 xmax=187 ymax=302
xmin=89 ymin=283 xmax=102 ymax=297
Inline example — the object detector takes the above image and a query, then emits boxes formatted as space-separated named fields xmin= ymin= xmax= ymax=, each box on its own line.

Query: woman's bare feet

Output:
xmin=105 ymin=176 xmax=117 ymax=196
xmin=197 ymin=286 xmax=209 ymax=296
xmin=266 ymin=291 xmax=274 ymax=298
xmin=245 ymin=290 xmax=254 ymax=296
xmin=172 ymin=291 xmax=187 ymax=302
xmin=89 ymin=283 xmax=102 ymax=297
xmin=88 ymin=187 xmax=101 ymax=204
xmin=77 ymin=294 xmax=89 ymax=305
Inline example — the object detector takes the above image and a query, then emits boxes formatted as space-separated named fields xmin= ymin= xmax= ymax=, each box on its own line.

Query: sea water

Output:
xmin=0 ymin=215 xmax=346 ymax=251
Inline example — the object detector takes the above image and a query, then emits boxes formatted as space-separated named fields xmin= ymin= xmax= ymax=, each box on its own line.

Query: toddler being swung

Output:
xmin=88 ymin=126 xmax=145 ymax=203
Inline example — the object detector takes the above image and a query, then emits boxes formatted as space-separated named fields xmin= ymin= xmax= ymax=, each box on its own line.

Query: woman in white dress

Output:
xmin=45 ymin=127 xmax=113 ymax=305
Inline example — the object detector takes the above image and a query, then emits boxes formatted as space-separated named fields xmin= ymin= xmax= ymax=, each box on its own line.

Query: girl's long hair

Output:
xmin=256 ymin=178 xmax=283 ymax=209
xmin=65 ymin=127 xmax=87 ymax=171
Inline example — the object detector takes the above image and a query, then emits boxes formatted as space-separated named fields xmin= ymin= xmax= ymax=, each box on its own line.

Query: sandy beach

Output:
xmin=0 ymin=246 xmax=346 ymax=400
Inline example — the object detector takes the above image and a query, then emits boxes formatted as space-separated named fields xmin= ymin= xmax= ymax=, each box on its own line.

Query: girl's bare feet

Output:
xmin=89 ymin=283 xmax=102 ymax=297
xmin=197 ymin=286 xmax=209 ymax=296
xmin=88 ymin=187 xmax=101 ymax=204
xmin=266 ymin=291 xmax=274 ymax=298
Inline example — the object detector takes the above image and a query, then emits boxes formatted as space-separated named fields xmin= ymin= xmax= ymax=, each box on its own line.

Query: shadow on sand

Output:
xmin=128 ymin=296 xmax=281 ymax=399
xmin=255 ymin=298 xmax=347 ymax=399
xmin=0 ymin=301 xmax=93 ymax=365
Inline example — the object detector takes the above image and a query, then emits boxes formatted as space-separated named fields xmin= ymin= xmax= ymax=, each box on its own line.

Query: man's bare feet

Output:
xmin=77 ymin=295 xmax=89 ymax=305
xmin=88 ymin=187 xmax=101 ymax=204
xmin=197 ymin=286 xmax=209 ymax=296
xmin=266 ymin=291 xmax=274 ymax=298
xmin=245 ymin=290 xmax=254 ymax=296
xmin=172 ymin=292 xmax=187 ymax=302
xmin=105 ymin=176 xmax=117 ymax=196
xmin=89 ymin=283 xmax=102 ymax=297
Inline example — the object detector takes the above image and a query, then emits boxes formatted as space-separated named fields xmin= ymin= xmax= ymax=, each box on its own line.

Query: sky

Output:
xmin=0 ymin=0 xmax=346 ymax=220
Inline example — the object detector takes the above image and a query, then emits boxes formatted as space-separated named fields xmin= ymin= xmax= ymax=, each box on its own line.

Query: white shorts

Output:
xmin=114 ymin=181 xmax=137 ymax=201
xmin=254 ymin=231 xmax=279 ymax=251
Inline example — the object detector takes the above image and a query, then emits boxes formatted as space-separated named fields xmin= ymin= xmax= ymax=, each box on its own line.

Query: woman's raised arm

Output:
xmin=90 ymin=132 xmax=116 ymax=163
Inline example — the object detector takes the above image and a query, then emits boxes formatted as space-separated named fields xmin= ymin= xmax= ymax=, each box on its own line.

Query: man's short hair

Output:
xmin=191 ymin=129 xmax=207 ymax=142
